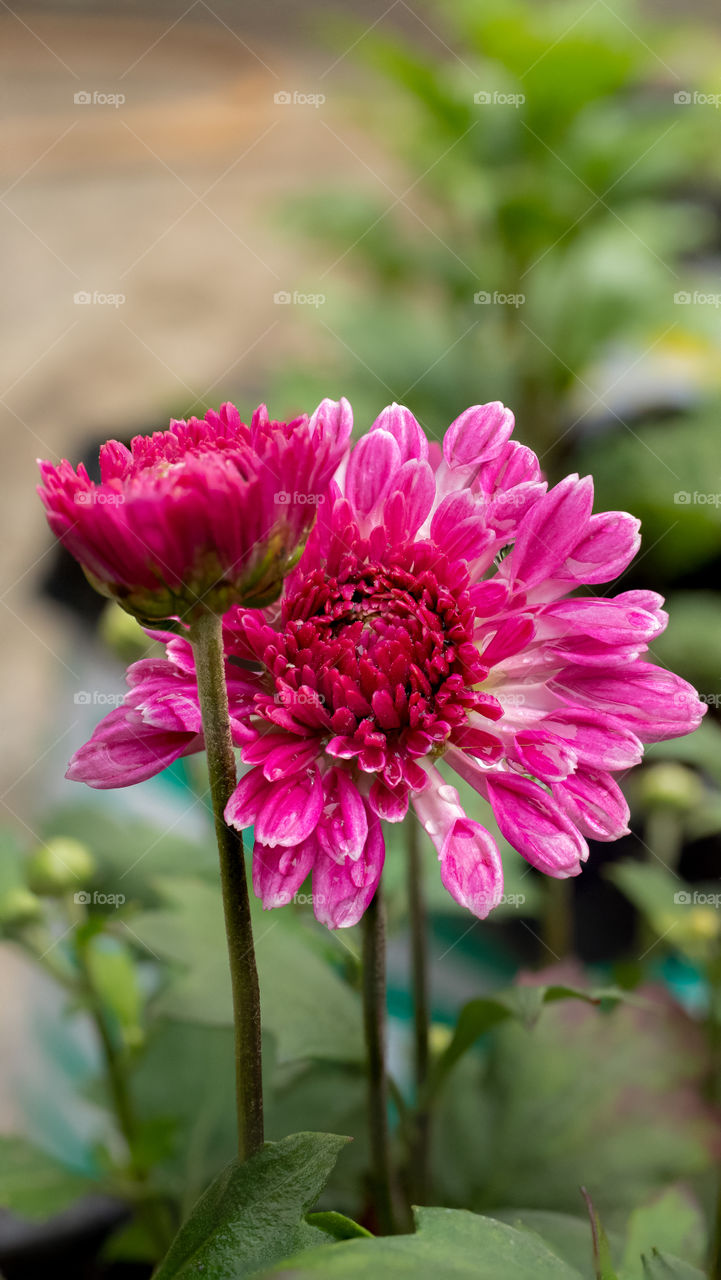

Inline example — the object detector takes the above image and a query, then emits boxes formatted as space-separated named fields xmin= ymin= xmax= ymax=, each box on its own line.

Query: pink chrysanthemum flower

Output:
xmin=38 ymin=400 xmax=350 ymax=621
xmin=66 ymin=400 xmax=706 ymax=927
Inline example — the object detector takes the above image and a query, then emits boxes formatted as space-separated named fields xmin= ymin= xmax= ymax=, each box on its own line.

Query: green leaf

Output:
xmin=129 ymin=877 xmax=363 ymax=1063
xmin=493 ymin=1209 xmax=624 ymax=1280
xmin=130 ymin=1020 xmax=237 ymax=1208
xmin=39 ymin=804 xmax=218 ymax=904
xmin=306 ymin=1211 xmax=372 ymax=1240
xmin=620 ymin=1189 xmax=706 ymax=1279
xmin=429 ymin=984 xmax=630 ymax=1096
xmin=153 ymin=1132 xmax=349 ymax=1280
xmin=641 ymin=1252 xmax=707 ymax=1279
xmin=257 ymin=1206 xmax=583 ymax=1278
xmin=432 ymin=991 xmax=717 ymax=1224
xmin=0 ymin=1138 xmax=96 ymax=1221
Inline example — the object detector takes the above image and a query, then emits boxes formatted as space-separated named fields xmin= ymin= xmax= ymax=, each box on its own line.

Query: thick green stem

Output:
xmin=407 ymin=819 xmax=430 ymax=1204
xmin=190 ymin=608 xmax=264 ymax=1160
xmin=362 ymin=885 xmax=400 ymax=1234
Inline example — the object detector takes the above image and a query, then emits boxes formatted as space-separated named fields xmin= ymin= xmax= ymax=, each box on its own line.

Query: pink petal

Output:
xmin=368 ymin=777 xmax=409 ymax=822
xmin=443 ymin=402 xmax=514 ymax=467
xmin=537 ymin=708 xmax=643 ymax=771
xmin=561 ymin=510 xmax=640 ymax=584
xmin=345 ymin=430 xmax=401 ymax=517
xmin=309 ymin=396 xmax=353 ymax=460
xmin=371 ymin=403 xmax=428 ymax=463
xmin=316 ymin=769 xmax=369 ymax=860
xmin=383 ymin=460 xmax=435 ymax=539
xmin=252 ymin=835 xmax=317 ymax=909
xmin=486 ymin=772 xmax=588 ymax=878
xmin=513 ymin=729 xmax=577 ymax=782
xmin=541 ymin=596 xmax=665 ymax=646
xmin=552 ymin=770 xmax=630 ymax=841
xmin=224 ymin=766 xmax=274 ymax=830
xmin=549 ymin=662 xmax=707 ymax=742
xmin=439 ymin=818 xmax=504 ymax=919
xmin=66 ymin=708 xmax=200 ymax=789
xmin=254 ymin=766 xmax=324 ymax=848
xmin=480 ymin=615 xmax=535 ymax=667
xmin=506 ymin=474 xmax=594 ymax=588
xmin=312 ymin=811 xmax=385 ymax=928
xmin=430 ymin=490 xmax=494 ymax=561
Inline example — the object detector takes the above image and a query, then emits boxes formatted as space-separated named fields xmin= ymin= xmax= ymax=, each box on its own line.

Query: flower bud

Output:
xmin=638 ymin=762 xmax=703 ymax=814
xmin=0 ymin=886 xmax=43 ymax=929
xmin=27 ymin=838 xmax=96 ymax=897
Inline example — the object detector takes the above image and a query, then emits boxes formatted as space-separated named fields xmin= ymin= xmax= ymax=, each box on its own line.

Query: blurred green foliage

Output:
xmin=277 ymin=0 xmax=721 ymax=463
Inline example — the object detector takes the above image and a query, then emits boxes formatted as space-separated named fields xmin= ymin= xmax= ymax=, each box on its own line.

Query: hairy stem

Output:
xmin=190 ymin=608 xmax=264 ymax=1160
xmin=362 ymin=885 xmax=400 ymax=1234
xmin=407 ymin=818 xmax=430 ymax=1204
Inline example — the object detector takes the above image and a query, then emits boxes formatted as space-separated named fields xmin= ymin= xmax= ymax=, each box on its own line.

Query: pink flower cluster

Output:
xmin=62 ymin=400 xmax=705 ymax=927
xmin=38 ymin=401 xmax=349 ymax=620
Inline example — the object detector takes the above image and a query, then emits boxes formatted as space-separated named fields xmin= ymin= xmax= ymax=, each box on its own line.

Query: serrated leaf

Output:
xmin=493 ymin=1209 xmax=624 ymax=1279
xmin=258 ymin=1205 xmax=583 ymax=1278
xmin=620 ymin=1189 xmax=706 ymax=1279
xmin=0 ymin=1138 xmax=96 ymax=1221
xmin=129 ymin=877 xmax=363 ymax=1064
xmin=641 ymin=1250 xmax=707 ymax=1278
xmin=153 ymin=1132 xmax=349 ymax=1280
xmin=432 ymin=988 xmax=717 ymax=1223
xmin=429 ymin=984 xmax=630 ymax=1096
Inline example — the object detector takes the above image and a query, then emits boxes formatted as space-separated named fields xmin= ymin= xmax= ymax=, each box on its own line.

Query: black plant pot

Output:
xmin=0 ymin=1196 xmax=152 ymax=1280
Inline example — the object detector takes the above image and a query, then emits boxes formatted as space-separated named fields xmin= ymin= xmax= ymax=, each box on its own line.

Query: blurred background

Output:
xmin=2 ymin=0 xmax=721 ymax=1275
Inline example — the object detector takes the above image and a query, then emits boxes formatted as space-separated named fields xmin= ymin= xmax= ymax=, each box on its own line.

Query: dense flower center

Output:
xmin=246 ymin=544 xmax=501 ymax=788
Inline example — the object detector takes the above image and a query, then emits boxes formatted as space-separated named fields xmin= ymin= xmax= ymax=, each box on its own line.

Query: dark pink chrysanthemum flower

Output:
xmin=66 ymin=400 xmax=706 ymax=927
xmin=38 ymin=400 xmax=350 ymax=620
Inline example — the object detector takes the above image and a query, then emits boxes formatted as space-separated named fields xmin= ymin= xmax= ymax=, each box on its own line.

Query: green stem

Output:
xmin=362 ymin=885 xmax=400 ymax=1234
xmin=190 ymin=608 xmax=264 ymax=1161
xmin=74 ymin=937 xmax=172 ymax=1257
xmin=406 ymin=819 xmax=430 ymax=1204
xmin=706 ymin=951 xmax=721 ymax=1277
xmin=542 ymin=877 xmax=573 ymax=960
